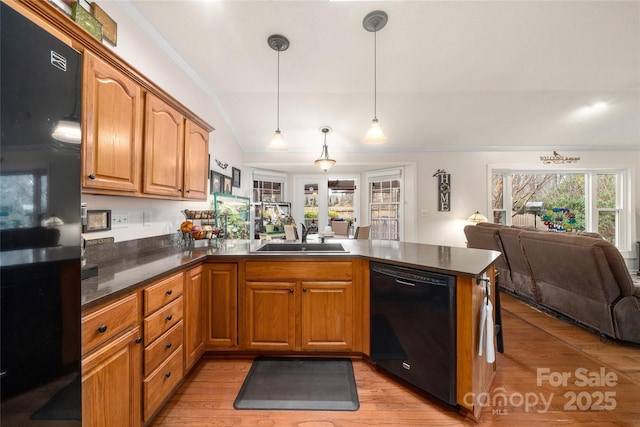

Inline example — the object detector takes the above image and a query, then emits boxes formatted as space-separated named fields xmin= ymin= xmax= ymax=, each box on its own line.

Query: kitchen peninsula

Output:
xmin=81 ymin=238 xmax=500 ymax=424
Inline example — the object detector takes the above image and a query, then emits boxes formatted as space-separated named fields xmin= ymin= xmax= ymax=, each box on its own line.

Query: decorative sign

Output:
xmin=434 ymin=169 xmax=451 ymax=212
xmin=540 ymin=151 xmax=580 ymax=164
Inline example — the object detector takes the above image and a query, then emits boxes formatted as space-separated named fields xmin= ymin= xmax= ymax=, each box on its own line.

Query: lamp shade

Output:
xmin=363 ymin=118 xmax=388 ymax=144
xmin=467 ymin=211 xmax=488 ymax=224
xmin=268 ymin=129 xmax=287 ymax=151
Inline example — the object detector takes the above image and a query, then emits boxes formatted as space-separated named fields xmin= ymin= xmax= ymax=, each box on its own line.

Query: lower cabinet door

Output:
xmin=82 ymin=327 xmax=142 ymax=427
xmin=143 ymin=346 xmax=184 ymax=421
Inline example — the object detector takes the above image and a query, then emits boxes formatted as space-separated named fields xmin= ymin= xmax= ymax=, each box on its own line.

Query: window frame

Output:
xmin=366 ymin=168 xmax=403 ymax=241
xmin=489 ymin=167 xmax=631 ymax=249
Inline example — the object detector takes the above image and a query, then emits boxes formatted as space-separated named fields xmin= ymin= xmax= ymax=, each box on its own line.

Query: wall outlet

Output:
xmin=112 ymin=212 xmax=129 ymax=228
xmin=143 ymin=211 xmax=151 ymax=226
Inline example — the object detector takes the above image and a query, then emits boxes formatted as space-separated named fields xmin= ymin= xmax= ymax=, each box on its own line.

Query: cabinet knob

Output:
xmin=166 ymin=289 xmax=173 ymax=296
xmin=289 ymin=289 xmax=294 ymax=294
xmin=166 ymin=314 xmax=173 ymax=321
xmin=135 ymin=337 xmax=142 ymax=344
xmin=165 ymin=371 xmax=171 ymax=379
xmin=88 ymin=174 xmax=96 ymax=180
xmin=98 ymin=324 xmax=108 ymax=334
xmin=303 ymin=288 xmax=307 ymax=292
xmin=178 ymin=188 xmax=183 ymax=192
xmin=165 ymin=342 xmax=172 ymax=349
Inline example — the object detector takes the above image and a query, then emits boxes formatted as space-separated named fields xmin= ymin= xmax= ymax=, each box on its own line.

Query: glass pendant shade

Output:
xmin=315 ymin=127 xmax=336 ymax=172
xmin=363 ymin=118 xmax=387 ymax=144
xmin=268 ymin=129 xmax=287 ymax=151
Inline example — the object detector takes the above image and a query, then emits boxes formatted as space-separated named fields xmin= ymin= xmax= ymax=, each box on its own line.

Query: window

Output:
xmin=367 ymin=168 xmax=402 ymax=241
xmin=252 ymin=170 xmax=285 ymax=203
xmin=328 ymin=180 xmax=355 ymax=222
xmin=491 ymin=169 xmax=629 ymax=248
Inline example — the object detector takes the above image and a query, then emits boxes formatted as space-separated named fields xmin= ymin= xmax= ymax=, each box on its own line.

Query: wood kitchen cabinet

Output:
xmin=81 ymin=293 xmax=142 ymax=427
xmin=184 ymin=264 xmax=206 ymax=371
xmin=204 ymin=262 xmax=238 ymax=350
xmin=143 ymin=94 xmax=185 ymax=198
xmin=243 ymin=260 xmax=354 ymax=352
xmin=82 ymin=50 xmax=143 ymax=194
xmin=183 ymin=119 xmax=210 ymax=200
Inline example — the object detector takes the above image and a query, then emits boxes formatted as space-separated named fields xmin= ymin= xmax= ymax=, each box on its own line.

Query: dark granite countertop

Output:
xmin=81 ymin=238 xmax=500 ymax=310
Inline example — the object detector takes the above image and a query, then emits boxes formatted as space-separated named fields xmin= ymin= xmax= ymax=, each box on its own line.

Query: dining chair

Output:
xmin=331 ymin=221 xmax=349 ymax=237
xmin=354 ymin=225 xmax=370 ymax=240
xmin=284 ymin=225 xmax=298 ymax=241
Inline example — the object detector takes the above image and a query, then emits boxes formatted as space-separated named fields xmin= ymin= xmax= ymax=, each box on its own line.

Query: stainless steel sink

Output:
xmin=253 ymin=242 xmax=347 ymax=253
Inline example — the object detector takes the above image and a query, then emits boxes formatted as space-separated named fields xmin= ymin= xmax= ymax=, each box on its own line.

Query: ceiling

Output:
xmin=125 ymin=0 xmax=640 ymax=158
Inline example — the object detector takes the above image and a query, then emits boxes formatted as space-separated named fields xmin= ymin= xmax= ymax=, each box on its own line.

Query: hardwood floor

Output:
xmin=150 ymin=292 xmax=640 ymax=426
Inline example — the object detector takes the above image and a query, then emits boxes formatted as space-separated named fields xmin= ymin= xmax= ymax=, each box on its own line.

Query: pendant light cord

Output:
xmin=276 ymin=49 xmax=280 ymax=131
xmin=373 ymin=29 xmax=377 ymax=120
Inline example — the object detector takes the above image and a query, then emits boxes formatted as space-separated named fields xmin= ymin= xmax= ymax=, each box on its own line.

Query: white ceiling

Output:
xmin=126 ymin=0 xmax=640 ymax=158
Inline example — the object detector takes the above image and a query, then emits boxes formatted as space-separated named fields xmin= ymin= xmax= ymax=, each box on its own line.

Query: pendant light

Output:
xmin=267 ymin=34 xmax=289 ymax=151
xmin=314 ymin=127 xmax=336 ymax=172
xmin=362 ymin=11 xmax=388 ymax=145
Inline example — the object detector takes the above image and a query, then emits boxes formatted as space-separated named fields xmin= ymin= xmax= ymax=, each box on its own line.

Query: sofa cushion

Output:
xmin=497 ymin=227 xmax=539 ymax=301
xmin=463 ymin=225 xmax=512 ymax=290
xmin=519 ymin=231 xmax=625 ymax=337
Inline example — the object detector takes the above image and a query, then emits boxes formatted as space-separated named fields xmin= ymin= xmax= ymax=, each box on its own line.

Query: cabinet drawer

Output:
xmin=144 ymin=321 xmax=183 ymax=376
xmin=144 ymin=272 xmax=184 ymax=316
xmin=143 ymin=346 xmax=183 ymax=421
xmin=82 ymin=293 xmax=138 ymax=355
xmin=144 ymin=296 xmax=183 ymax=344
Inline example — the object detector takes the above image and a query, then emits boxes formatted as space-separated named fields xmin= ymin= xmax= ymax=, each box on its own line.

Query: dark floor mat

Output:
xmin=30 ymin=375 xmax=81 ymax=420
xmin=233 ymin=357 xmax=359 ymax=411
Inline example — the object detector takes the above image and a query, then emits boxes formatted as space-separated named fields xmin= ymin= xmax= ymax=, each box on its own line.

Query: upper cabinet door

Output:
xmin=83 ymin=50 xmax=142 ymax=193
xmin=183 ymin=119 xmax=209 ymax=200
xmin=143 ymin=94 xmax=185 ymax=198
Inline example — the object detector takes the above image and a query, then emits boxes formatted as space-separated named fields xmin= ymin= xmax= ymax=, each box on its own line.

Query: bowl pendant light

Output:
xmin=314 ymin=127 xmax=336 ymax=172
xmin=267 ymin=35 xmax=289 ymax=151
xmin=363 ymin=11 xmax=388 ymax=145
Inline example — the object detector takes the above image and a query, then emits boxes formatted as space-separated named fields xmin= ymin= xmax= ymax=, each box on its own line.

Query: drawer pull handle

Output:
xmin=98 ymin=324 xmax=108 ymax=334
xmin=165 ymin=371 xmax=171 ymax=378
xmin=166 ymin=289 xmax=173 ymax=296
xmin=165 ymin=342 xmax=172 ymax=349
xmin=166 ymin=314 xmax=173 ymax=321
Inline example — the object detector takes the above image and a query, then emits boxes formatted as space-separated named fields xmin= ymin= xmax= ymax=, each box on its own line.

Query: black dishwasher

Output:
xmin=370 ymin=262 xmax=457 ymax=405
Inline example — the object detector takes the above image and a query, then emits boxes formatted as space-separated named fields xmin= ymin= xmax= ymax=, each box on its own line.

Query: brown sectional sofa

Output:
xmin=464 ymin=223 xmax=640 ymax=344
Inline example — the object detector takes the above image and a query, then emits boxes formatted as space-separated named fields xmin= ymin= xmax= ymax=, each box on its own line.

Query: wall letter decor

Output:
xmin=434 ymin=169 xmax=451 ymax=212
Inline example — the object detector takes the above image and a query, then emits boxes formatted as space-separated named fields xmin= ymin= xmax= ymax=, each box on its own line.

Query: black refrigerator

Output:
xmin=1 ymin=3 xmax=82 ymax=425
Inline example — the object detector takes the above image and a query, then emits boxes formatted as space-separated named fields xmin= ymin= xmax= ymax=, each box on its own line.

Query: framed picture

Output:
xmin=232 ymin=167 xmax=241 ymax=188
xmin=83 ymin=210 xmax=111 ymax=233
xmin=223 ymin=175 xmax=233 ymax=195
xmin=210 ymin=171 xmax=222 ymax=194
